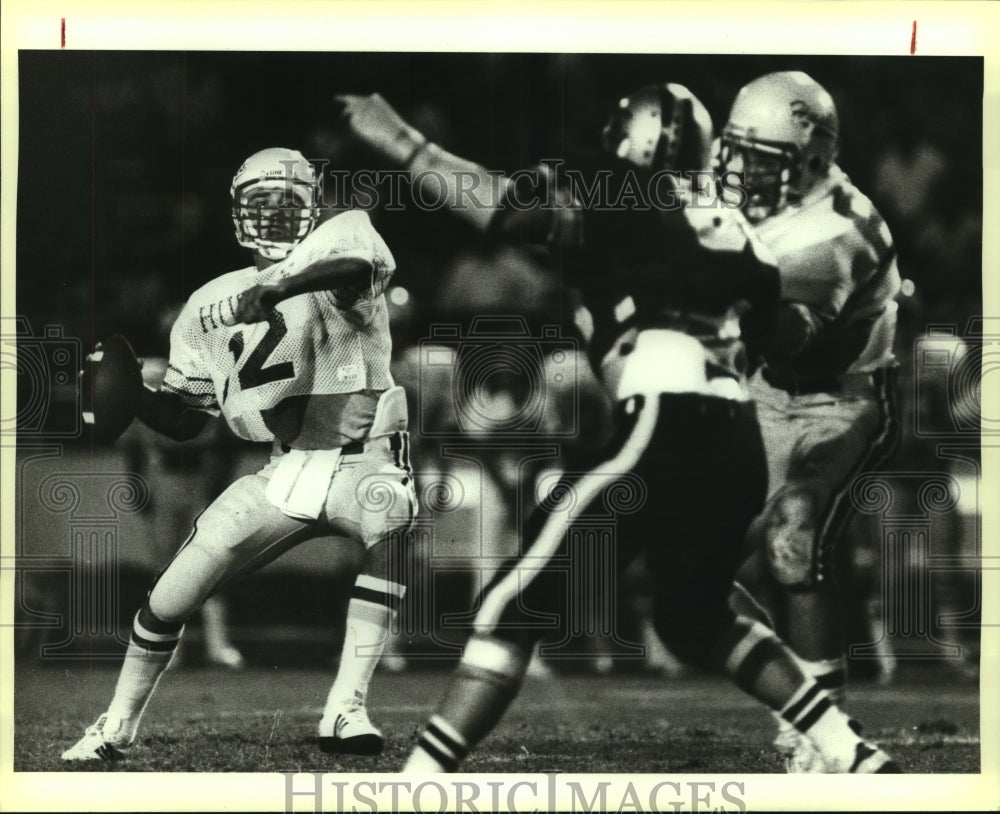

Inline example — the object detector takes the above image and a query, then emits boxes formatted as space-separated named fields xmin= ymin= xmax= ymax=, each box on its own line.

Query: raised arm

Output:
xmin=335 ymin=93 xmax=508 ymax=233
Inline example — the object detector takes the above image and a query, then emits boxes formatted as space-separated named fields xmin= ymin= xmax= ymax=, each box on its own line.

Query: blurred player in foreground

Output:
xmin=335 ymin=86 xmax=900 ymax=773
xmin=719 ymin=72 xmax=902 ymax=771
xmin=63 ymin=147 xmax=416 ymax=761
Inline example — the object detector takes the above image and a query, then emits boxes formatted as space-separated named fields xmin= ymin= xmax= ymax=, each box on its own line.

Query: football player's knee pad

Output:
xmin=147 ymin=576 xmax=200 ymax=625
xmin=761 ymin=486 xmax=819 ymax=587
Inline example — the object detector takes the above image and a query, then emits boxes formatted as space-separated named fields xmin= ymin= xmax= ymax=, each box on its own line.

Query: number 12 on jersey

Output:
xmin=224 ymin=311 xmax=296 ymax=404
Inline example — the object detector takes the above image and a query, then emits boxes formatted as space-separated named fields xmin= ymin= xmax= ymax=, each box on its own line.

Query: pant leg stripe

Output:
xmin=474 ymin=396 xmax=659 ymax=634
xmin=149 ymin=507 xmax=209 ymax=591
xmin=815 ymin=367 xmax=900 ymax=567
xmin=208 ymin=523 xmax=314 ymax=598
xmin=715 ymin=620 xmax=751 ymax=669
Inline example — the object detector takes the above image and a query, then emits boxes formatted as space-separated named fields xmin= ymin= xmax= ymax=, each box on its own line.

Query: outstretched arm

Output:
xmin=335 ymin=93 xmax=508 ymax=233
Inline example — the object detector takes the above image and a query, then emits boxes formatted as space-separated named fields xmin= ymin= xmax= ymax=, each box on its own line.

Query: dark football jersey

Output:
xmin=491 ymin=162 xmax=780 ymax=399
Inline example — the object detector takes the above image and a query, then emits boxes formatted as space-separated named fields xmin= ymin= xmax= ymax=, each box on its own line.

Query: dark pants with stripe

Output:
xmin=477 ymin=392 xmax=768 ymax=670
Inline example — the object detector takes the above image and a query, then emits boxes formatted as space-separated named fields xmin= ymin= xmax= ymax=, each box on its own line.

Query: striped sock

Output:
xmin=406 ymin=715 xmax=470 ymax=773
xmin=403 ymin=635 xmax=529 ymax=773
xmin=105 ymin=602 xmax=184 ymax=743
xmin=801 ymin=657 xmax=848 ymax=706
xmin=326 ymin=575 xmax=405 ymax=707
xmin=717 ymin=616 xmax=806 ymax=710
xmin=779 ymin=681 xmax=862 ymax=772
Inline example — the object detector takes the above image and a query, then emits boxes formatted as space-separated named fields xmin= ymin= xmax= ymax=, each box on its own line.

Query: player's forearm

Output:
xmin=229 ymin=256 xmax=377 ymax=324
xmin=274 ymin=256 xmax=374 ymax=300
xmin=406 ymin=143 xmax=507 ymax=232
xmin=137 ymin=387 xmax=209 ymax=441
xmin=338 ymin=93 xmax=507 ymax=232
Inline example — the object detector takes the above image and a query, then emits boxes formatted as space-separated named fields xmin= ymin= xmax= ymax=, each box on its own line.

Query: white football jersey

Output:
xmin=162 ymin=209 xmax=396 ymax=444
xmin=753 ymin=166 xmax=900 ymax=378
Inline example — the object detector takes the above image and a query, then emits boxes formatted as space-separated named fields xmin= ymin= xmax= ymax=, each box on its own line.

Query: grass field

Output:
xmin=14 ymin=660 xmax=979 ymax=774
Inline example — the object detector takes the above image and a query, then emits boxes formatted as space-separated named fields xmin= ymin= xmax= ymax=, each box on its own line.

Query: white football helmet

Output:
xmin=720 ymin=71 xmax=839 ymax=222
xmin=231 ymin=147 xmax=320 ymax=261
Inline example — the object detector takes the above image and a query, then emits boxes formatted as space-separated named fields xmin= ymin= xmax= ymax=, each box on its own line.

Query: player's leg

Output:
xmin=403 ymin=629 xmax=536 ymax=773
xmin=776 ymin=393 xmax=898 ymax=702
xmin=624 ymin=553 xmax=687 ymax=677
xmin=402 ymin=537 xmax=563 ymax=773
xmin=732 ymin=374 xmax=900 ymax=771
xmin=62 ymin=473 xmax=310 ymax=761
xmin=763 ymin=374 xmax=898 ymax=702
xmin=156 ymin=456 xmax=245 ymax=670
xmin=402 ymin=488 xmax=618 ymax=773
xmin=317 ymin=436 xmax=417 ymax=753
xmin=654 ymin=534 xmax=898 ymax=771
xmin=646 ymin=396 xmax=898 ymax=773
xmin=771 ymin=482 xmax=848 ymax=696
xmin=318 ymin=529 xmax=409 ymax=754
xmin=405 ymin=395 xmax=659 ymax=772
xmin=402 ymin=474 xmax=577 ymax=771
xmin=730 ymin=384 xmax=797 ymax=623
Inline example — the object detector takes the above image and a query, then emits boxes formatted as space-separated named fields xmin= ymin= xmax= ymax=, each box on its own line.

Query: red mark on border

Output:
xmin=910 ymin=20 xmax=917 ymax=54
xmin=61 ymin=18 xmax=66 ymax=48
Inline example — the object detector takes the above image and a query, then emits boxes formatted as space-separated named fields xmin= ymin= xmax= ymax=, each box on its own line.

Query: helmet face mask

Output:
xmin=720 ymin=71 xmax=839 ymax=222
xmin=717 ymin=137 xmax=795 ymax=223
xmin=231 ymin=148 xmax=320 ymax=261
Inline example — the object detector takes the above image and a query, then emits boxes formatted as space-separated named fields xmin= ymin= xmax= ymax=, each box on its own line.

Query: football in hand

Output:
xmin=79 ymin=334 xmax=143 ymax=444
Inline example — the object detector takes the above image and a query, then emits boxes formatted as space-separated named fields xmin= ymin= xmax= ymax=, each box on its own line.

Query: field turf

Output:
xmin=14 ymin=661 xmax=979 ymax=774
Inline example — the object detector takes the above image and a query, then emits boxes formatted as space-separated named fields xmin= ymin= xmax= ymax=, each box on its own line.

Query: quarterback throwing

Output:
xmin=63 ymin=148 xmax=416 ymax=761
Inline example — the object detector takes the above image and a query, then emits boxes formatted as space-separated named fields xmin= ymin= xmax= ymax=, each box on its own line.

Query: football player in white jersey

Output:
xmin=719 ymin=72 xmax=902 ymax=771
xmin=335 ymin=85 xmax=899 ymax=774
xmin=62 ymin=147 xmax=417 ymax=761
